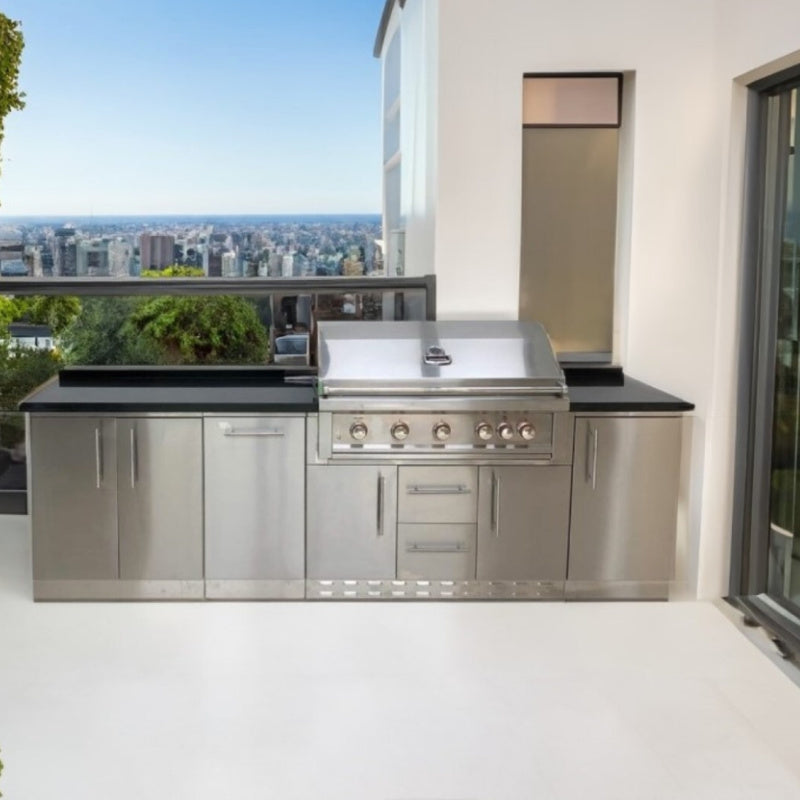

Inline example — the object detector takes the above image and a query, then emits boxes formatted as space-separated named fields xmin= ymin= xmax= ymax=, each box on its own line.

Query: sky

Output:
xmin=0 ymin=0 xmax=384 ymax=215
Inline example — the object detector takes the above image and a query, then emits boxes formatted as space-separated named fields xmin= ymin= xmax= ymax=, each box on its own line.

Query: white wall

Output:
xmin=399 ymin=0 xmax=800 ymax=597
xmin=380 ymin=0 xmax=439 ymax=277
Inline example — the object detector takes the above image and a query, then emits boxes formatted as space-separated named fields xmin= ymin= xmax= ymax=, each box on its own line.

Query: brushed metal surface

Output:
xmin=204 ymin=416 xmax=305 ymax=581
xmin=398 ymin=466 xmax=478 ymax=523
xmin=306 ymin=464 xmax=397 ymax=579
xmin=33 ymin=579 xmax=204 ymax=601
xmin=30 ymin=416 xmax=119 ymax=581
xmin=519 ymin=128 xmax=618 ymax=357
xmin=204 ymin=579 xmax=305 ymax=600
xmin=317 ymin=320 xmax=567 ymax=396
xmin=565 ymin=580 xmax=670 ymax=601
xmin=477 ymin=466 xmax=571 ymax=581
xmin=397 ymin=523 xmax=476 ymax=579
xmin=568 ymin=417 xmax=681 ymax=582
xmin=117 ymin=418 xmax=203 ymax=581
xmin=305 ymin=578 xmax=563 ymax=599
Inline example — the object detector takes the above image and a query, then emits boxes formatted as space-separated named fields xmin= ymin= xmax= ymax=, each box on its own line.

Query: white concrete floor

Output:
xmin=3 ymin=516 xmax=800 ymax=800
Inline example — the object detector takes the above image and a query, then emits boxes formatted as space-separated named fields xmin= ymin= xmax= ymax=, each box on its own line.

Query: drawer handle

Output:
xmin=407 ymin=484 xmax=470 ymax=495
xmin=220 ymin=422 xmax=285 ymax=438
xmin=406 ymin=542 xmax=468 ymax=553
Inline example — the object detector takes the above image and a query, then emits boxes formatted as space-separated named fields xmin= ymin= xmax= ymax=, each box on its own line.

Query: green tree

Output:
xmin=59 ymin=297 xmax=160 ymax=365
xmin=130 ymin=295 xmax=269 ymax=364
xmin=141 ymin=265 xmax=205 ymax=278
xmin=10 ymin=295 xmax=81 ymax=335
xmin=0 ymin=13 xmax=25 ymax=200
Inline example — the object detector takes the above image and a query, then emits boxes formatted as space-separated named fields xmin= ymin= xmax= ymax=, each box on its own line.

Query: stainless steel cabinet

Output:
xmin=204 ymin=416 xmax=305 ymax=598
xmin=30 ymin=414 xmax=203 ymax=600
xmin=30 ymin=416 xmax=118 ymax=583
xmin=306 ymin=464 xmax=397 ymax=579
xmin=476 ymin=465 xmax=572 ymax=582
xmin=568 ymin=416 xmax=682 ymax=590
xmin=117 ymin=418 xmax=203 ymax=583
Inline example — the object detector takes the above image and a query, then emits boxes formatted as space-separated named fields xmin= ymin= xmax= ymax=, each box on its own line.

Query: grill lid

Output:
xmin=316 ymin=320 xmax=567 ymax=397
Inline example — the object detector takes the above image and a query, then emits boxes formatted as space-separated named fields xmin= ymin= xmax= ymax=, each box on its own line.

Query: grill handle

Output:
xmin=407 ymin=484 xmax=470 ymax=496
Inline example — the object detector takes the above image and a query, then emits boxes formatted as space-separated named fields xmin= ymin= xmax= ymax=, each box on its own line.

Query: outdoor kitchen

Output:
xmin=19 ymin=299 xmax=692 ymax=603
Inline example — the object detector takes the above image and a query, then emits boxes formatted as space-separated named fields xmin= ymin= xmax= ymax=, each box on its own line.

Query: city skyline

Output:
xmin=0 ymin=0 xmax=383 ymax=216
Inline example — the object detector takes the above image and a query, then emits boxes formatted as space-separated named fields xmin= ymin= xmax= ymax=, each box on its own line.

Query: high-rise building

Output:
xmin=139 ymin=233 xmax=175 ymax=271
xmin=207 ymin=250 xmax=223 ymax=278
xmin=53 ymin=227 xmax=77 ymax=277
xmin=281 ymin=254 xmax=294 ymax=277
xmin=77 ymin=240 xmax=110 ymax=277
xmin=221 ymin=251 xmax=241 ymax=277
xmin=109 ymin=239 xmax=134 ymax=278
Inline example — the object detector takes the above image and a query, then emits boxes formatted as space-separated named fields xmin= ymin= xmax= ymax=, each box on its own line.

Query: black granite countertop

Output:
xmin=19 ymin=368 xmax=318 ymax=413
xmin=563 ymin=366 xmax=693 ymax=412
xmin=19 ymin=366 xmax=692 ymax=415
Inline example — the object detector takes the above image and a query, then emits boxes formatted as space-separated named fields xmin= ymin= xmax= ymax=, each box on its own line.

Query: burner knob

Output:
xmin=433 ymin=422 xmax=451 ymax=441
xmin=349 ymin=421 xmax=368 ymax=441
xmin=391 ymin=421 xmax=410 ymax=441
xmin=517 ymin=422 xmax=536 ymax=441
xmin=497 ymin=422 xmax=514 ymax=441
xmin=475 ymin=422 xmax=493 ymax=441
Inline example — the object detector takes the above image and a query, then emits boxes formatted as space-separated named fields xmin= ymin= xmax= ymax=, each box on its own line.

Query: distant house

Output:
xmin=8 ymin=323 xmax=54 ymax=352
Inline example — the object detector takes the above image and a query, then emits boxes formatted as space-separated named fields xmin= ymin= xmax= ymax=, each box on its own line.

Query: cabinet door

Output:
xmin=569 ymin=417 xmax=681 ymax=582
xmin=306 ymin=465 xmax=397 ymax=579
xmin=204 ymin=416 xmax=305 ymax=583
xmin=117 ymin=418 xmax=203 ymax=580
xmin=30 ymin=416 xmax=118 ymax=580
xmin=477 ymin=466 xmax=571 ymax=581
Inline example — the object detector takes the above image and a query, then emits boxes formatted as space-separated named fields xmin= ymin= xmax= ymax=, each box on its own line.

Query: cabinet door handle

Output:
xmin=406 ymin=484 xmax=469 ymax=495
xmin=406 ymin=542 xmax=467 ymax=553
xmin=220 ymin=422 xmax=284 ymax=438
xmin=587 ymin=426 xmax=599 ymax=491
xmin=491 ymin=470 xmax=501 ymax=536
xmin=95 ymin=427 xmax=102 ymax=489
xmin=130 ymin=427 xmax=137 ymax=489
xmin=376 ymin=474 xmax=386 ymax=537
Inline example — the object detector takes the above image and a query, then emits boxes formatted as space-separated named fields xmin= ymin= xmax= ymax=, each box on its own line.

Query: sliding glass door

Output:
xmin=734 ymin=74 xmax=800 ymax=647
xmin=767 ymin=87 xmax=800 ymax=608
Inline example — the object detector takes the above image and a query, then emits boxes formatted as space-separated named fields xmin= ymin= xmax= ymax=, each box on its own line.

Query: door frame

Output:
xmin=731 ymin=64 xmax=800 ymax=650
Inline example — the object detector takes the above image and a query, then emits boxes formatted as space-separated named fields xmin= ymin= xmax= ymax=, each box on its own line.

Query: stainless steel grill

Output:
xmin=306 ymin=320 xmax=575 ymax=600
xmin=315 ymin=320 xmax=569 ymax=462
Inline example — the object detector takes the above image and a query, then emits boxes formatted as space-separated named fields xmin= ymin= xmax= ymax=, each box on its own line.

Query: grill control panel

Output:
xmin=329 ymin=411 xmax=556 ymax=457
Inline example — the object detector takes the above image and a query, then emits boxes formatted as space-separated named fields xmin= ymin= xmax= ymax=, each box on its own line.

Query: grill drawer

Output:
xmin=398 ymin=466 xmax=478 ymax=523
xmin=397 ymin=524 xmax=476 ymax=580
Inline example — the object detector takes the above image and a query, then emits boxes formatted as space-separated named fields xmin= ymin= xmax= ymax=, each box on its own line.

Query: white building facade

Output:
xmin=375 ymin=0 xmax=800 ymax=600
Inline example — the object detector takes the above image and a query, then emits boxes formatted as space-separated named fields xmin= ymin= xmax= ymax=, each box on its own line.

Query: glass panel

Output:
xmin=769 ymin=88 xmax=800 ymax=605
xmin=523 ymin=76 xmax=619 ymax=126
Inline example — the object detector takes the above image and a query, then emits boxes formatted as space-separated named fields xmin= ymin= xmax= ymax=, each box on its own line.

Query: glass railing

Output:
xmin=0 ymin=276 xmax=436 ymax=513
